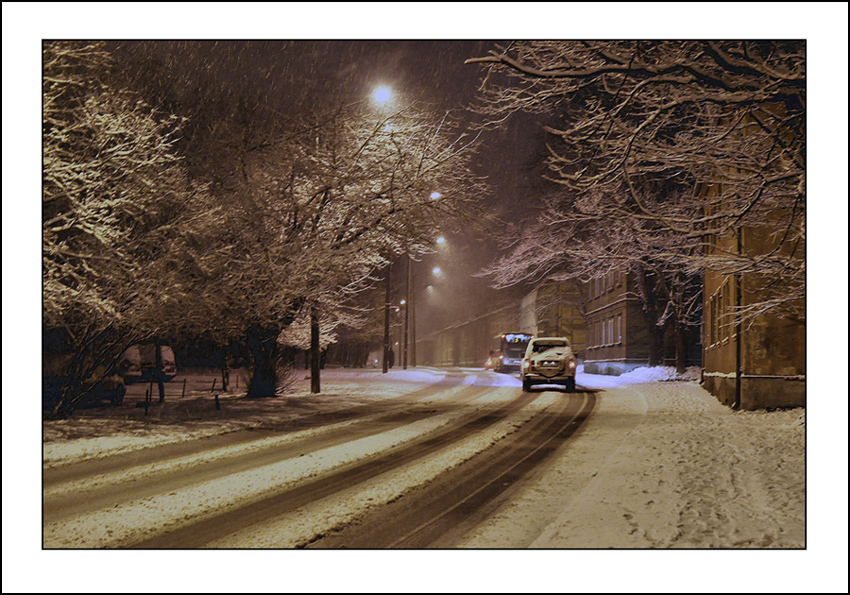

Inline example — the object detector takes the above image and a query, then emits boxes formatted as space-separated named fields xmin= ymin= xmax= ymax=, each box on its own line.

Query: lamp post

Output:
xmin=382 ymin=260 xmax=392 ymax=374
xmin=373 ymin=86 xmax=393 ymax=374
xmin=402 ymin=293 xmax=409 ymax=369
xmin=404 ymin=233 xmax=446 ymax=369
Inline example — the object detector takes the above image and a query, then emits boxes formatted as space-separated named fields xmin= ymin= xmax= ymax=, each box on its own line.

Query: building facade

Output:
xmin=582 ymin=271 xmax=656 ymax=375
xmin=702 ymin=227 xmax=806 ymax=410
xmin=520 ymin=281 xmax=587 ymax=357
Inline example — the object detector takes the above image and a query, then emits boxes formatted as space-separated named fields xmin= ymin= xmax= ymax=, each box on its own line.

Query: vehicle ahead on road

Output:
xmin=521 ymin=337 xmax=577 ymax=392
xmin=486 ymin=332 xmax=533 ymax=372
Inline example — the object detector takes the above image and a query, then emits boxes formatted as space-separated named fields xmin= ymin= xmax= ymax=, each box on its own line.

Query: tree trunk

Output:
xmin=648 ymin=324 xmax=664 ymax=367
xmin=674 ymin=320 xmax=688 ymax=374
xmin=246 ymin=326 xmax=280 ymax=398
xmin=311 ymin=307 xmax=320 ymax=394
xmin=220 ymin=361 xmax=229 ymax=392
xmin=155 ymin=343 xmax=166 ymax=403
xmin=635 ymin=268 xmax=664 ymax=366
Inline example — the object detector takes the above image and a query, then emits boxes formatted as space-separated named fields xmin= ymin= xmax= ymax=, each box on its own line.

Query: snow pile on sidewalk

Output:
xmin=616 ymin=365 xmax=703 ymax=382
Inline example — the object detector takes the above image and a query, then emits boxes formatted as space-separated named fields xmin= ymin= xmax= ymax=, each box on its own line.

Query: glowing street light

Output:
xmin=373 ymin=86 xmax=391 ymax=104
xmin=430 ymin=191 xmax=442 ymax=200
xmin=432 ymin=267 xmax=441 ymax=275
xmin=436 ymin=236 xmax=446 ymax=245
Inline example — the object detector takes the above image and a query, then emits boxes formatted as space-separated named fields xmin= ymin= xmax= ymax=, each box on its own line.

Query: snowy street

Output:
xmin=41 ymin=367 xmax=805 ymax=551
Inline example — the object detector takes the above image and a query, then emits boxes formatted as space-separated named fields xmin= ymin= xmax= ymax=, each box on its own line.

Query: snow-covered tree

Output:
xmin=47 ymin=41 xmax=486 ymax=399
xmin=43 ymin=41 xmax=216 ymax=416
xmin=223 ymin=100 xmax=485 ymax=396
xmin=468 ymin=41 xmax=805 ymax=324
xmin=484 ymin=177 xmax=703 ymax=370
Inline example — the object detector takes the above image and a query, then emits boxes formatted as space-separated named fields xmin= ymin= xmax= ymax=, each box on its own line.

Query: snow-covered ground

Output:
xmin=10 ymin=367 xmax=847 ymax=592
xmin=466 ymin=367 xmax=806 ymax=549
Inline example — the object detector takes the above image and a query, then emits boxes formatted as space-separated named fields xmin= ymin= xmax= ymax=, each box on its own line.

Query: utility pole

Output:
xmin=311 ymin=306 xmax=320 ymax=393
xmin=383 ymin=261 xmax=391 ymax=374
xmin=411 ymin=266 xmax=416 ymax=367
xmin=403 ymin=255 xmax=411 ymax=369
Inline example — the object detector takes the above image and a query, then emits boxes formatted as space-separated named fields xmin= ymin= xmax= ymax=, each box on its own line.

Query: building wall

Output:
xmin=522 ymin=282 xmax=587 ymax=357
xmin=584 ymin=271 xmax=650 ymax=375
xmin=520 ymin=290 xmax=538 ymax=336
xmin=536 ymin=282 xmax=587 ymax=356
xmin=703 ymin=226 xmax=806 ymax=410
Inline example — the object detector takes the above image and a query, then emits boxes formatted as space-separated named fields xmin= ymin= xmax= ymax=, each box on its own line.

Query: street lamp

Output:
xmin=373 ymin=86 xmax=391 ymax=104
xmin=375 ymin=85 xmax=394 ymax=374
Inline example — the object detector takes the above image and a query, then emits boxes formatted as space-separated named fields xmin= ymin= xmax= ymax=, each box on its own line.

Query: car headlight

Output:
xmin=568 ymin=359 xmax=577 ymax=370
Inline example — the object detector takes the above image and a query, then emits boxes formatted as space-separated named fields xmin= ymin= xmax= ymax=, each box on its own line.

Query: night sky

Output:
xmin=106 ymin=38 xmax=539 ymax=218
xmin=102 ymin=39 xmax=543 ymax=333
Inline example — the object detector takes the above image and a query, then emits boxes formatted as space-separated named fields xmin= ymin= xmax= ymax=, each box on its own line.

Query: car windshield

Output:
xmin=532 ymin=341 xmax=566 ymax=353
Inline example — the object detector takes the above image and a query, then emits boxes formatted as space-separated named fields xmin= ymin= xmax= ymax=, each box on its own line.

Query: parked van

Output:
xmin=118 ymin=344 xmax=177 ymax=383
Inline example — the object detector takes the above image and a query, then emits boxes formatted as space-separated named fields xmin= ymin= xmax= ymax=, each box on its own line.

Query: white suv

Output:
xmin=521 ymin=337 xmax=577 ymax=392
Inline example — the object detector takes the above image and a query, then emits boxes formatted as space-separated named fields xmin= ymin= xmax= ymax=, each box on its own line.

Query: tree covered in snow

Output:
xmin=469 ymin=41 xmax=805 ymax=326
xmin=93 ymin=41 xmax=486 ymax=397
xmin=218 ymin=101 xmax=484 ymax=396
xmin=42 ymin=41 xmax=218 ymax=416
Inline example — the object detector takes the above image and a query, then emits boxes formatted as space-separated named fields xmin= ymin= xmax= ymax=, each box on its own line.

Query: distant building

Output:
xmin=582 ymin=271 xmax=655 ymax=375
xmin=581 ymin=270 xmax=702 ymax=375
xmin=417 ymin=304 xmax=519 ymax=367
xmin=520 ymin=281 xmax=586 ymax=357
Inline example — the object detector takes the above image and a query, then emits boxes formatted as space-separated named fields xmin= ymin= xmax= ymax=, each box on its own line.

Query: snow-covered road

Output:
xmin=40 ymin=366 xmax=806 ymax=551
xmin=23 ymin=366 xmax=838 ymax=592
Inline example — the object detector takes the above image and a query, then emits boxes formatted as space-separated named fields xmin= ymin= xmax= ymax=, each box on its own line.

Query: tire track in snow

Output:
xmin=208 ymin=391 xmax=562 ymax=548
xmin=43 ymin=380 xmax=535 ymax=547
xmin=43 ymin=383 xmax=482 ymax=520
